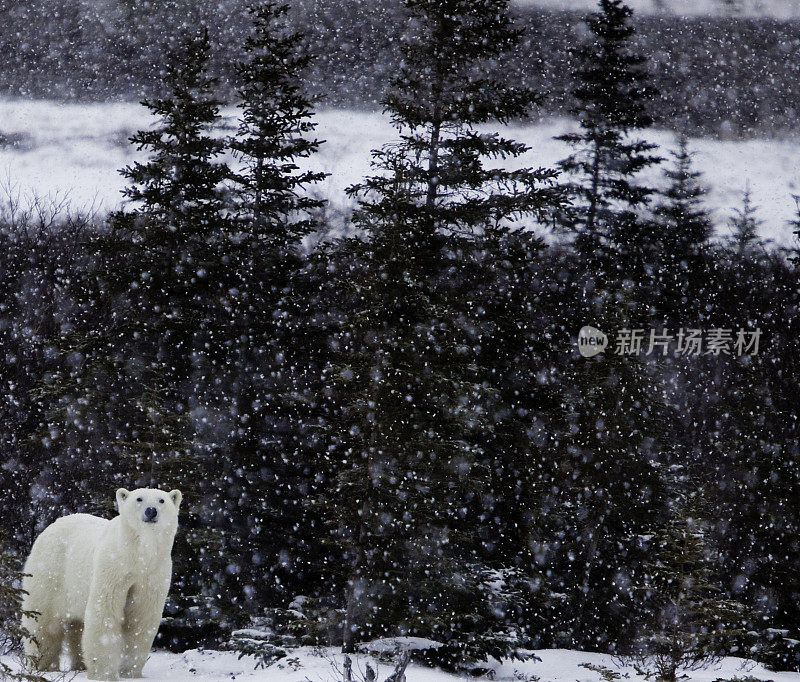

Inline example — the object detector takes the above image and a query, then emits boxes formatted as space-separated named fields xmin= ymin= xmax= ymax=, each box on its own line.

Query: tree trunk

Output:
xmin=585 ymin=139 xmax=602 ymax=240
xmin=342 ymin=415 xmax=377 ymax=654
xmin=425 ymin=119 xmax=442 ymax=211
xmin=342 ymin=494 xmax=372 ymax=653
xmin=573 ymin=514 xmax=603 ymax=643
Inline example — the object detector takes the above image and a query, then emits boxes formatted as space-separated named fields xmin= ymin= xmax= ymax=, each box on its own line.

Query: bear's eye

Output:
xmin=159 ymin=499 xmax=165 ymax=504
xmin=136 ymin=497 xmax=142 ymax=502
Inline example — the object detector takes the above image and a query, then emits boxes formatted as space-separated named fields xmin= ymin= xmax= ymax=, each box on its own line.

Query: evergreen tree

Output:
xmin=728 ymin=184 xmax=762 ymax=258
xmin=211 ymin=0 xmax=329 ymax=618
xmin=670 ymin=243 xmax=800 ymax=667
xmin=652 ymin=136 xmax=713 ymax=317
xmin=705 ymin=314 xmax=800 ymax=668
xmin=99 ymin=25 xmax=232 ymax=486
xmin=454 ymin=234 xmax=579 ymax=652
xmin=628 ymin=485 xmax=744 ymax=682
xmin=316 ymin=0 xmax=560 ymax=657
xmin=37 ymin=28 xmax=233 ymax=643
xmin=545 ymin=9 xmax=672 ymax=642
xmin=548 ymin=345 xmax=666 ymax=649
xmin=108 ymin=25 xmax=235 ymax=638
xmin=463 ymin=233 xmax=558 ymax=564
xmin=556 ymin=0 xmax=661 ymax=282
xmin=654 ymin=136 xmax=712 ymax=262
xmin=229 ymin=0 xmax=325 ymax=245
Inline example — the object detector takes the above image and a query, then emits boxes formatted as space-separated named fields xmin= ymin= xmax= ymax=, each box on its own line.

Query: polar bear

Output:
xmin=21 ymin=488 xmax=182 ymax=680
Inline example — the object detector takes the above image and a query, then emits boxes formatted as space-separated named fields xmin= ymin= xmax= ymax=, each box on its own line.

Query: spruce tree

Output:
xmin=549 ymin=344 xmax=666 ymax=649
xmin=99 ymin=25 xmax=232 ymax=486
xmin=728 ymin=184 xmax=762 ymax=258
xmin=38 ymin=27 xmax=233 ymax=642
xmin=463 ymin=232 xmax=557 ymax=565
xmin=704 ymin=320 xmax=800 ymax=668
xmin=316 ymin=0 xmax=560 ymax=657
xmin=654 ymin=137 xmax=712 ymax=262
xmin=629 ymin=487 xmax=744 ymax=682
xmin=210 ymin=0 xmax=329 ymax=618
xmin=229 ymin=0 xmax=325 ymax=245
xmin=556 ymin=0 xmax=661 ymax=281
xmin=113 ymin=25 xmax=234 ymax=636
xmin=545 ymin=7 xmax=669 ymax=644
xmin=652 ymin=136 xmax=713 ymax=317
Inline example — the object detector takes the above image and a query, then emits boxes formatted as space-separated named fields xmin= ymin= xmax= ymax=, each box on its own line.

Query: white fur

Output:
xmin=22 ymin=487 xmax=182 ymax=680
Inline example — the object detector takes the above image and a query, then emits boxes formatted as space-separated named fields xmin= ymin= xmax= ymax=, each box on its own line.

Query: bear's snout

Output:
xmin=143 ymin=507 xmax=158 ymax=523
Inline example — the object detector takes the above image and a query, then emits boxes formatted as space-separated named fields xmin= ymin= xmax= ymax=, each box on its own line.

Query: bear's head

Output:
xmin=116 ymin=487 xmax=182 ymax=535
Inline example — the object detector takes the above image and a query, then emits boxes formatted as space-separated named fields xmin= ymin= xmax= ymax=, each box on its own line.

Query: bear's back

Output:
xmin=24 ymin=513 xmax=112 ymax=621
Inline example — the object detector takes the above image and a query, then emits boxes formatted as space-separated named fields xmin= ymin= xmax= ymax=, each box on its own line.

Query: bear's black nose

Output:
xmin=144 ymin=507 xmax=158 ymax=521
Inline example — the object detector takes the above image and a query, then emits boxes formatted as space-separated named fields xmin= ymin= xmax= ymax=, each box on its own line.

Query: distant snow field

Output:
xmin=0 ymin=98 xmax=798 ymax=248
xmin=3 ymin=646 xmax=800 ymax=682
xmin=515 ymin=0 xmax=800 ymax=19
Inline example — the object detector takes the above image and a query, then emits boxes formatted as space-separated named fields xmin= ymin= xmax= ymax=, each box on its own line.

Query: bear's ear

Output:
xmin=169 ymin=490 xmax=182 ymax=508
xmin=116 ymin=488 xmax=130 ymax=511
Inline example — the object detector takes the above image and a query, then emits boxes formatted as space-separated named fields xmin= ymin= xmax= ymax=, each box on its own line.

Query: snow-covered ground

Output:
xmin=3 ymin=646 xmax=800 ymax=682
xmin=1 ymin=98 xmax=798 ymax=247
xmin=515 ymin=0 xmax=800 ymax=19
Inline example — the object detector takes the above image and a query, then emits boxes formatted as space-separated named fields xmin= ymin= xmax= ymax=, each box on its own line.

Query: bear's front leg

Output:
xmin=120 ymin=577 xmax=170 ymax=679
xmin=82 ymin=581 xmax=129 ymax=681
xmin=119 ymin=610 xmax=162 ymax=679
